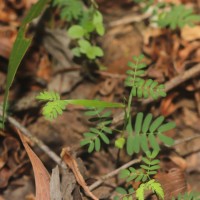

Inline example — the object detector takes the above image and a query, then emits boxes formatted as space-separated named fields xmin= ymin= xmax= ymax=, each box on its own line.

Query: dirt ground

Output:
xmin=0 ymin=0 xmax=200 ymax=199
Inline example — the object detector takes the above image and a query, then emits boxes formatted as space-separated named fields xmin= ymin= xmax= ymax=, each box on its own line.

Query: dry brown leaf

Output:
xmin=61 ymin=147 xmax=99 ymax=200
xmin=17 ymin=129 xmax=50 ymax=200
xmin=169 ymin=154 xmax=187 ymax=170
xmin=155 ymin=168 xmax=187 ymax=200
xmin=181 ymin=25 xmax=200 ymax=41
xmin=160 ymin=93 xmax=178 ymax=116
xmin=0 ymin=167 xmax=12 ymax=188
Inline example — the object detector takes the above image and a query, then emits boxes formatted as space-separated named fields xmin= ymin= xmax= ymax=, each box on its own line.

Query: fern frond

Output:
xmin=36 ymin=91 xmax=60 ymax=101
xmin=126 ymin=112 xmax=175 ymax=154
xmin=42 ymin=100 xmax=67 ymax=120
xmin=136 ymin=183 xmax=145 ymax=200
xmin=145 ymin=179 xmax=164 ymax=200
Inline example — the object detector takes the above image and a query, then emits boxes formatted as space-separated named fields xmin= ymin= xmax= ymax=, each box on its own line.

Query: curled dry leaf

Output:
xmin=61 ymin=147 xmax=99 ymax=200
xmin=17 ymin=129 xmax=50 ymax=200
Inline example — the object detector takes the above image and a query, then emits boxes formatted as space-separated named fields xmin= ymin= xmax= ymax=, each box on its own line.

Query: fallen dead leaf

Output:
xmin=181 ymin=25 xmax=200 ymax=42
xmin=17 ymin=129 xmax=50 ymax=200
xmin=155 ymin=168 xmax=187 ymax=200
xmin=61 ymin=147 xmax=99 ymax=200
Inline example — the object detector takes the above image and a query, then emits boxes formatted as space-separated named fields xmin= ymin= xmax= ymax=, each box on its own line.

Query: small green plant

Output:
xmin=172 ymin=192 xmax=200 ymax=200
xmin=133 ymin=1 xmax=200 ymax=30
xmin=157 ymin=5 xmax=200 ymax=29
xmin=52 ymin=0 xmax=105 ymax=60
xmin=2 ymin=0 xmax=197 ymax=198
xmin=52 ymin=0 xmax=83 ymax=20
xmin=115 ymin=150 xmax=164 ymax=200
xmin=80 ymin=108 xmax=113 ymax=152
xmin=36 ymin=91 xmax=124 ymax=120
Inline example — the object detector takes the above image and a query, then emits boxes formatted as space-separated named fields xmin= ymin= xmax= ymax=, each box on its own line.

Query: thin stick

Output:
xmin=89 ymin=157 xmax=141 ymax=191
xmin=174 ymin=134 xmax=200 ymax=146
xmin=108 ymin=13 xmax=150 ymax=27
xmin=143 ymin=63 xmax=200 ymax=105
xmin=0 ymin=109 xmax=65 ymax=168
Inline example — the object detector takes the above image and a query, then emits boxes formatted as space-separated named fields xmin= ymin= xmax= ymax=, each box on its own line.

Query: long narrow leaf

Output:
xmin=3 ymin=0 xmax=49 ymax=125
xmin=65 ymin=100 xmax=124 ymax=108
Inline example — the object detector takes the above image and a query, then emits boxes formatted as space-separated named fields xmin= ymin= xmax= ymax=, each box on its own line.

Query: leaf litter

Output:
xmin=0 ymin=0 xmax=200 ymax=199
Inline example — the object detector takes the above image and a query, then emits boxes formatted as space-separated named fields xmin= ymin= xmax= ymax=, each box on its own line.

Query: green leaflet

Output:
xmin=2 ymin=0 xmax=49 ymax=126
xmin=81 ymin=108 xmax=113 ymax=153
xmin=125 ymin=55 xmax=166 ymax=99
xmin=126 ymin=112 xmax=175 ymax=155
xmin=157 ymin=5 xmax=200 ymax=29
xmin=53 ymin=0 xmax=83 ymax=20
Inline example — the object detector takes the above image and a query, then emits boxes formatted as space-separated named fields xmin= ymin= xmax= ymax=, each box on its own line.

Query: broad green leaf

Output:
xmin=72 ymin=47 xmax=81 ymax=57
xmin=142 ymin=157 xmax=151 ymax=165
xmin=67 ymin=25 xmax=85 ymax=39
xmin=142 ymin=113 xmax=153 ymax=133
xmin=135 ymin=112 xmax=143 ymax=134
xmin=78 ymin=39 xmax=91 ymax=53
xmin=126 ymin=116 xmax=133 ymax=134
xmin=149 ymin=116 xmax=165 ymax=133
xmin=65 ymin=99 xmax=124 ymax=108
xmin=119 ymin=169 xmax=130 ymax=179
xmin=148 ymin=134 xmax=160 ymax=151
xmin=115 ymin=137 xmax=126 ymax=149
xmin=140 ymin=165 xmax=150 ymax=170
xmin=93 ymin=46 xmax=104 ymax=57
xmin=80 ymin=139 xmax=91 ymax=146
xmin=126 ymin=173 xmax=137 ymax=182
xmin=99 ymin=132 xmax=110 ymax=144
xmin=3 ymin=0 xmax=49 ymax=125
xmin=126 ymin=135 xmax=134 ymax=155
xmin=140 ymin=134 xmax=149 ymax=152
xmin=101 ymin=127 xmax=112 ymax=134
xmin=95 ymin=137 xmax=101 ymax=151
xmin=83 ymin=132 xmax=96 ymax=138
xmin=149 ymin=165 xmax=160 ymax=170
xmin=150 ymin=159 xmax=160 ymax=165
xmin=158 ymin=122 xmax=176 ymax=133
xmin=116 ymin=187 xmax=127 ymax=195
xmin=88 ymin=141 xmax=94 ymax=153
xmin=132 ymin=134 xmax=140 ymax=153
xmin=158 ymin=133 xmax=174 ymax=146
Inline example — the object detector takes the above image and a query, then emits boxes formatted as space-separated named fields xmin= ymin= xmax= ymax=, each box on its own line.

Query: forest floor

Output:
xmin=0 ymin=0 xmax=200 ymax=200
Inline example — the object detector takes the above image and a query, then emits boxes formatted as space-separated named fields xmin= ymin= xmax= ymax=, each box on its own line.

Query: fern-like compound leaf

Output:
xmin=157 ymin=5 xmax=200 ymax=29
xmin=81 ymin=108 xmax=113 ymax=152
xmin=126 ymin=112 xmax=175 ymax=154
xmin=36 ymin=91 xmax=60 ymax=101
xmin=145 ymin=179 xmax=164 ymax=200
xmin=42 ymin=100 xmax=67 ymax=120
xmin=125 ymin=56 xmax=166 ymax=99
xmin=136 ymin=183 xmax=145 ymax=200
xmin=172 ymin=191 xmax=200 ymax=200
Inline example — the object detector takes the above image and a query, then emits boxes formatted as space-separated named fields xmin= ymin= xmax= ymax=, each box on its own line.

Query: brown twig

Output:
xmin=108 ymin=13 xmax=150 ymax=27
xmin=0 ymin=108 xmax=65 ymax=168
xmin=89 ymin=157 xmax=141 ymax=191
xmin=173 ymin=134 xmax=200 ymax=146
